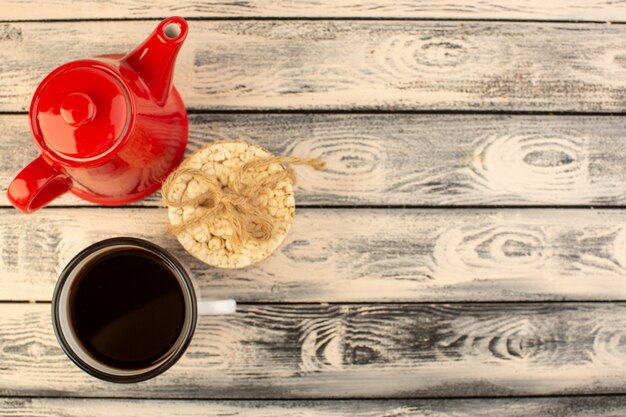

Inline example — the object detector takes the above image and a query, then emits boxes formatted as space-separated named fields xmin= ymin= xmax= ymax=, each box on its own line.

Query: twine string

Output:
xmin=162 ymin=156 xmax=325 ymax=249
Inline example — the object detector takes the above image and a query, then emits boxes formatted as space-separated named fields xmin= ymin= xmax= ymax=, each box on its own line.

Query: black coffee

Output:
xmin=69 ymin=248 xmax=187 ymax=370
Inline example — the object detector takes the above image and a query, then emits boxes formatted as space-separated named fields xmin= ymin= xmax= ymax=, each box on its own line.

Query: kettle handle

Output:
xmin=7 ymin=156 xmax=72 ymax=213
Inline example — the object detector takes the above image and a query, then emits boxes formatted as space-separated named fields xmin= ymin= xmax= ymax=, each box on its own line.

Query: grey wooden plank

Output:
xmin=1 ymin=396 xmax=626 ymax=417
xmin=1 ymin=21 xmax=626 ymax=112
xmin=1 ymin=0 xmax=625 ymax=21
xmin=1 ymin=208 xmax=626 ymax=302
xmin=1 ymin=303 xmax=625 ymax=398
xmin=3 ymin=114 xmax=625 ymax=207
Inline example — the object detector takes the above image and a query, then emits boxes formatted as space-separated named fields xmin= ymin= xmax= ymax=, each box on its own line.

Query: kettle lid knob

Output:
xmin=60 ymin=93 xmax=96 ymax=127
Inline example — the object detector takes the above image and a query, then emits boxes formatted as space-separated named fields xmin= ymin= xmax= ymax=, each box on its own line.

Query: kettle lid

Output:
xmin=30 ymin=61 xmax=132 ymax=163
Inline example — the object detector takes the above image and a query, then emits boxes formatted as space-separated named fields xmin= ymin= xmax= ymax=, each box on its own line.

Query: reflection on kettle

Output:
xmin=7 ymin=17 xmax=189 ymax=212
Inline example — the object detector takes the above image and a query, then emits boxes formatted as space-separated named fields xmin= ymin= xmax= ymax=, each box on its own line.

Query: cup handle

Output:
xmin=197 ymin=299 xmax=236 ymax=315
xmin=7 ymin=155 xmax=72 ymax=213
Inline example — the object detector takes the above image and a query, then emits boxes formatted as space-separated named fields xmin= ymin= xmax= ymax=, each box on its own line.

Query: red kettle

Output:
xmin=7 ymin=17 xmax=189 ymax=213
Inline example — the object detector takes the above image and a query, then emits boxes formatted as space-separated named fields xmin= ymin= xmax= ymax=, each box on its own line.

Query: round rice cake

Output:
xmin=165 ymin=141 xmax=295 ymax=268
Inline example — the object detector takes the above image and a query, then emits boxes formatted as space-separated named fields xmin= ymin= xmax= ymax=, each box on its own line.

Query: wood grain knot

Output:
xmin=0 ymin=24 xmax=22 ymax=42
xmin=577 ymin=47 xmax=626 ymax=87
xmin=613 ymin=227 xmax=626 ymax=270
xmin=371 ymin=34 xmax=470 ymax=85
xmin=433 ymin=224 xmax=547 ymax=283
xmin=299 ymin=309 xmax=394 ymax=373
xmin=300 ymin=318 xmax=343 ymax=373
xmin=442 ymin=316 xmax=548 ymax=362
xmin=590 ymin=312 xmax=626 ymax=367
xmin=417 ymin=41 xmax=467 ymax=68
xmin=282 ymin=239 xmax=329 ymax=263
xmin=471 ymin=133 xmax=589 ymax=202
xmin=286 ymin=135 xmax=385 ymax=195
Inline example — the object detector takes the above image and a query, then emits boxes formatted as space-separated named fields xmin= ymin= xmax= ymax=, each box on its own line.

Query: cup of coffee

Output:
xmin=51 ymin=237 xmax=236 ymax=383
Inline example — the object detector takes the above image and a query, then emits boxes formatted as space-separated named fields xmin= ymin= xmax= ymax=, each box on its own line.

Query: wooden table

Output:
xmin=1 ymin=1 xmax=626 ymax=416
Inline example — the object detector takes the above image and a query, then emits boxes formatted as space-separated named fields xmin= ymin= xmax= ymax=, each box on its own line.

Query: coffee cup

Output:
xmin=51 ymin=237 xmax=236 ymax=383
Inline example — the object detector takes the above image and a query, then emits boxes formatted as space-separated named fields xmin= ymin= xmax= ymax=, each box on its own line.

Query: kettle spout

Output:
xmin=124 ymin=17 xmax=188 ymax=106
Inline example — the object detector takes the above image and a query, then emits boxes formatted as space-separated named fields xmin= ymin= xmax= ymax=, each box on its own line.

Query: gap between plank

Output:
xmin=3 ymin=110 xmax=626 ymax=117
xmin=3 ymin=392 xmax=626 ymax=401
xmin=0 ymin=17 xmax=625 ymax=24
xmin=0 ymin=205 xmax=625 ymax=210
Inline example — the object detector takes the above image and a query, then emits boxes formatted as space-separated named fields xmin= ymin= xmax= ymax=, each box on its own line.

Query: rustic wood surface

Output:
xmin=2 ymin=0 xmax=625 ymax=21
xmin=2 ymin=396 xmax=626 ymax=417
xmin=2 ymin=303 xmax=626 ymax=398
xmin=3 ymin=114 xmax=626 ymax=207
xmin=1 ymin=0 xmax=626 ymax=415
xmin=2 ymin=21 xmax=626 ymax=112
xmin=2 ymin=208 xmax=626 ymax=302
